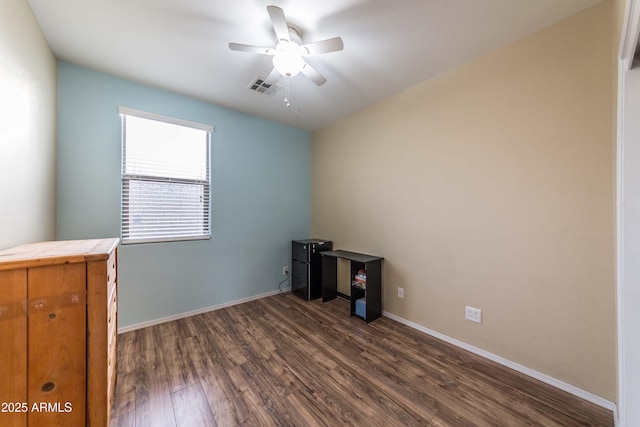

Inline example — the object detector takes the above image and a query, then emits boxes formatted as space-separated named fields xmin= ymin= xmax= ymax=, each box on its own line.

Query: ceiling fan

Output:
xmin=228 ymin=5 xmax=344 ymax=86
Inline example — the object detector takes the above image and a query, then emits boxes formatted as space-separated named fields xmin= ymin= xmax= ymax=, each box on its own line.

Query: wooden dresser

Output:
xmin=0 ymin=238 xmax=119 ymax=427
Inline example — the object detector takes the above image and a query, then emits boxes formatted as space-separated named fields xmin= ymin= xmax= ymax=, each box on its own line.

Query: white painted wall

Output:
xmin=0 ymin=0 xmax=57 ymax=250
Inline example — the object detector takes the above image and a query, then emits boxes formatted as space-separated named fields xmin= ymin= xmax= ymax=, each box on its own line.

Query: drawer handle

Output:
xmin=41 ymin=382 xmax=55 ymax=392
xmin=48 ymin=313 xmax=56 ymax=319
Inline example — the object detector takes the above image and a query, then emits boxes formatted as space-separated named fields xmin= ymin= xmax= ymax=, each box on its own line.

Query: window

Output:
xmin=119 ymin=107 xmax=212 ymax=244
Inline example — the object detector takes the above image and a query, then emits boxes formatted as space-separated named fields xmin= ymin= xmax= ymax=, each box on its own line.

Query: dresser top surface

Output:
xmin=0 ymin=238 xmax=119 ymax=270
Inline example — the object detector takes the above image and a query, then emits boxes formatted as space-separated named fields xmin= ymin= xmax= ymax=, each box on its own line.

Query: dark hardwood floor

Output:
xmin=109 ymin=293 xmax=613 ymax=426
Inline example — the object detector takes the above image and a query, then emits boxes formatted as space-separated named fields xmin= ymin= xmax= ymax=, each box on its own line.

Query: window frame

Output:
xmin=119 ymin=106 xmax=213 ymax=245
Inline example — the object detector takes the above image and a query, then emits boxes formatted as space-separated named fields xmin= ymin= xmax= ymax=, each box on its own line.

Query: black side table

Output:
xmin=321 ymin=250 xmax=383 ymax=323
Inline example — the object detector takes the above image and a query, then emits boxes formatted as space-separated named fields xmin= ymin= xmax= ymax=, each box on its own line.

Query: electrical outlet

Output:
xmin=397 ymin=287 xmax=404 ymax=298
xmin=465 ymin=306 xmax=482 ymax=323
xmin=282 ymin=266 xmax=289 ymax=275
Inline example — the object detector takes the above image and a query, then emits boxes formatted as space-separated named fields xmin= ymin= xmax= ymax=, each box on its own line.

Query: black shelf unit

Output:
xmin=321 ymin=250 xmax=383 ymax=323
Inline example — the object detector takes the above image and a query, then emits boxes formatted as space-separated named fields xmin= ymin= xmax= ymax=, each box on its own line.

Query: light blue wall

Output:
xmin=56 ymin=62 xmax=311 ymax=328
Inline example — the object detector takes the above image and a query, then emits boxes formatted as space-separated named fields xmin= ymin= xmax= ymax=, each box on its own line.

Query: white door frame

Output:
xmin=618 ymin=1 xmax=640 ymax=425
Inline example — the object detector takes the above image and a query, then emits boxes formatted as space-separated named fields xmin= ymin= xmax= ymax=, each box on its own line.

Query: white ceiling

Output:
xmin=27 ymin=0 xmax=602 ymax=132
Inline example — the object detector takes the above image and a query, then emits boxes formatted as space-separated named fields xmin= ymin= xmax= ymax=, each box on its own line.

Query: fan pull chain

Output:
xmin=284 ymin=77 xmax=291 ymax=107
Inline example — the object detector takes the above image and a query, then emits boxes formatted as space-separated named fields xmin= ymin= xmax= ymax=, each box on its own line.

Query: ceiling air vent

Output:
xmin=247 ymin=77 xmax=282 ymax=97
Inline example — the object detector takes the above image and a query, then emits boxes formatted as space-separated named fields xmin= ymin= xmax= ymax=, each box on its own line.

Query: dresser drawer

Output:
xmin=108 ymin=287 xmax=117 ymax=348
xmin=107 ymin=252 xmax=117 ymax=286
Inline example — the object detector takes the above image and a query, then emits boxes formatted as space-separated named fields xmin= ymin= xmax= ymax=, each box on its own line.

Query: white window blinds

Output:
xmin=119 ymin=107 xmax=212 ymax=244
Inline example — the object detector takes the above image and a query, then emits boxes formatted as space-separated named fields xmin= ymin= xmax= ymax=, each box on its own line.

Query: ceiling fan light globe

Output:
xmin=273 ymin=51 xmax=305 ymax=77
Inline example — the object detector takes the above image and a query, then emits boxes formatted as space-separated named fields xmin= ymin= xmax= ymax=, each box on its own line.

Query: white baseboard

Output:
xmin=118 ymin=286 xmax=291 ymax=334
xmin=382 ymin=311 xmax=617 ymax=414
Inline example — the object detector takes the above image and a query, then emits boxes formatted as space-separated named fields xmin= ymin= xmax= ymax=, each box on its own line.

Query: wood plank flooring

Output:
xmin=110 ymin=293 xmax=613 ymax=426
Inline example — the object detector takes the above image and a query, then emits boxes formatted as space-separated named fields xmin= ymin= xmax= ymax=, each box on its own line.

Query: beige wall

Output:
xmin=614 ymin=0 xmax=627 ymax=49
xmin=0 ymin=0 xmax=57 ymax=249
xmin=313 ymin=1 xmax=616 ymax=400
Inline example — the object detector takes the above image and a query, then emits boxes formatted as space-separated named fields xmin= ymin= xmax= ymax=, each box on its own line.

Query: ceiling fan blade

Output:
xmin=301 ymin=37 xmax=344 ymax=56
xmin=301 ymin=61 xmax=327 ymax=86
xmin=267 ymin=5 xmax=290 ymax=42
xmin=229 ymin=43 xmax=275 ymax=55
xmin=263 ymin=67 xmax=281 ymax=85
